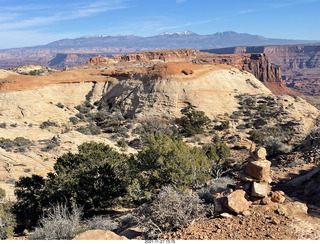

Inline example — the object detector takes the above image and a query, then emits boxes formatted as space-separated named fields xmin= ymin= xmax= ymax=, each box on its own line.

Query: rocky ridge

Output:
xmin=87 ymin=49 xmax=295 ymax=96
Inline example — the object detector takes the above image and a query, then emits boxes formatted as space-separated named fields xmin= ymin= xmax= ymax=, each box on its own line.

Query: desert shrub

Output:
xmin=289 ymin=158 xmax=306 ymax=167
xmin=128 ymin=138 xmax=141 ymax=149
xmin=217 ymin=121 xmax=230 ymax=130
xmin=0 ymin=123 xmax=6 ymax=128
xmin=74 ymin=103 xmax=92 ymax=114
xmin=76 ymin=123 xmax=101 ymax=135
xmin=116 ymin=138 xmax=128 ymax=150
xmin=14 ymin=137 xmax=32 ymax=147
xmin=69 ymin=117 xmax=79 ymax=125
xmin=135 ymin=134 xmax=211 ymax=192
xmin=198 ymin=177 xmax=234 ymax=203
xmin=181 ymin=110 xmax=211 ymax=136
xmin=40 ymin=120 xmax=58 ymax=129
xmin=0 ymin=202 xmax=16 ymax=240
xmin=84 ymin=216 xmax=117 ymax=231
xmin=0 ymin=188 xmax=5 ymax=201
xmin=133 ymin=186 xmax=205 ymax=239
xmin=265 ymin=137 xmax=292 ymax=157
xmin=190 ymin=136 xmax=201 ymax=143
xmin=28 ymin=203 xmax=82 ymax=240
xmin=203 ymin=135 xmax=231 ymax=163
xmin=301 ymin=129 xmax=320 ymax=149
xmin=85 ymin=89 xmax=94 ymax=101
xmin=0 ymin=138 xmax=15 ymax=151
xmin=56 ymin=102 xmax=64 ymax=109
xmin=249 ymin=130 xmax=265 ymax=144
xmin=316 ymin=116 xmax=320 ymax=126
xmin=41 ymin=143 xmax=58 ymax=152
xmin=0 ymin=137 xmax=32 ymax=152
xmin=75 ymin=113 xmax=85 ymax=121
xmin=132 ymin=120 xmax=180 ymax=142
xmin=14 ymin=175 xmax=47 ymax=230
xmin=15 ymin=143 xmax=133 ymax=229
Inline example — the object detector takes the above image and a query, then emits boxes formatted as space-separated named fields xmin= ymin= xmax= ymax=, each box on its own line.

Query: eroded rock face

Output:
xmin=205 ymin=45 xmax=320 ymax=97
xmin=86 ymin=49 xmax=286 ymax=92
xmin=120 ymin=49 xmax=198 ymax=62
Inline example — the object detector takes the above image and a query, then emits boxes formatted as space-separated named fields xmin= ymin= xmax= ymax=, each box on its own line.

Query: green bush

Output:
xmin=249 ymin=130 xmax=265 ymax=145
xmin=133 ymin=186 xmax=205 ymax=239
xmin=116 ymin=138 xmax=128 ymax=150
xmin=203 ymin=134 xmax=231 ymax=163
xmin=69 ymin=117 xmax=79 ymax=125
xmin=181 ymin=110 xmax=211 ymax=136
xmin=0 ymin=202 xmax=16 ymax=240
xmin=14 ymin=142 xmax=132 ymax=229
xmin=56 ymin=102 xmax=64 ymax=109
xmin=14 ymin=175 xmax=47 ymax=230
xmin=0 ymin=188 xmax=5 ymax=201
xmin=136 ymin=134 xmax=211 ymax=192
xmin=40 ymin=120 xmax=58 ymax=129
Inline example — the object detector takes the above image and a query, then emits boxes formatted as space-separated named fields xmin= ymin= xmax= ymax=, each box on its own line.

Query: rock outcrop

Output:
xmin=119 ymin=49 xmax=198 ymax=62
xmin=205 ymin=45 xmax=320 ymax=97
xmin=86 ymin=49 xmax=285 ymax=90
xmin=73 ymin=230 xmax=128 ymax=240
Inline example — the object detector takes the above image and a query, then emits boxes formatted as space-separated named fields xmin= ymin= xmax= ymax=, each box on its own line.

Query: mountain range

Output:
xmin=25 ymin=30 xmax=320 ymax=50
xmin=0 ymin=31 xmax=319 ymax=69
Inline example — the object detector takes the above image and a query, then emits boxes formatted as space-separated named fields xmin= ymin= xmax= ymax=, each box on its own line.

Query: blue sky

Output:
xmin=0 ymin=0 xmax=319 ymax=49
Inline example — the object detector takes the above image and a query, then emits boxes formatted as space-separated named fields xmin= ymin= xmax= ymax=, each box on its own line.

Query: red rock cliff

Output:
xmin=86 ymin=49 xmax=290 ymax=94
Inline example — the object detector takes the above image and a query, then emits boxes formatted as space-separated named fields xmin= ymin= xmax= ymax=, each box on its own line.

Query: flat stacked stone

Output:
xmin=240 ymin=143 xmax=272 ymax=198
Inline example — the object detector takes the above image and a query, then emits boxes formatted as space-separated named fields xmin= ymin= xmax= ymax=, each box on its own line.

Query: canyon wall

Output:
xmin=205 ymin=45 xmax=320 ymax=96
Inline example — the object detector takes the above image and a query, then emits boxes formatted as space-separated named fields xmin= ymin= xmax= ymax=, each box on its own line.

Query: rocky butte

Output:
xmin=87 ymin=48 xmax=296 ymax=96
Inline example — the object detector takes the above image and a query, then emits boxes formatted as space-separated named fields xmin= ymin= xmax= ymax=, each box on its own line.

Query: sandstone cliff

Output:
xmin=205 ymin=45 xmax=320 ymax=97
xmin=86 ymin=49 xmax=292 ymax=95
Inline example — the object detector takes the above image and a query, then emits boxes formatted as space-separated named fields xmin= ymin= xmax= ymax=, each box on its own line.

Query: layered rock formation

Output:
xmin=86 ymin=49 xmax=295 ymax=95
xmin=205 ymin=45 xmax=320 ymax=97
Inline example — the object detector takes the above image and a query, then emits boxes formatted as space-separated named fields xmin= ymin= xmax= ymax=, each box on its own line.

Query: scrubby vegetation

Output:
xmin=0 ymin=137 xmax=33 ymax=152
xmin=40 ymin=120 xmax=58 ymax=129
xmin=28 ymin=203 xmax=82 ymax=240
xmin=180 ymin=108 xmax=211 ymax=136
xmin=3 ymin=97 xmax=317 ymax=240
xmin=133 ymin=186 xmax=205 ymax=239
xmin=0 ymin=189 xmax=16 ymax=240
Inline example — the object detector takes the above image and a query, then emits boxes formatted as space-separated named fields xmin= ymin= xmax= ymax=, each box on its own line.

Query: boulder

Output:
xmin=73 ymin=230 xmax=128 ymax=240
xmin=271 ymin=191 xmax=286 ymax=204
xmin=226 ymin=189 xmax=251 ymax=214
xmin=251 ymin=182 xmax=269 ymax=198
xmin=245 ymin=159 xmax=271 ymax=181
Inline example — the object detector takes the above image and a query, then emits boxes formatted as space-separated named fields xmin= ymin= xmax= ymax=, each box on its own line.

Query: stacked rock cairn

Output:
xmin=238 ymin=143 xmax=285 ymax=204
